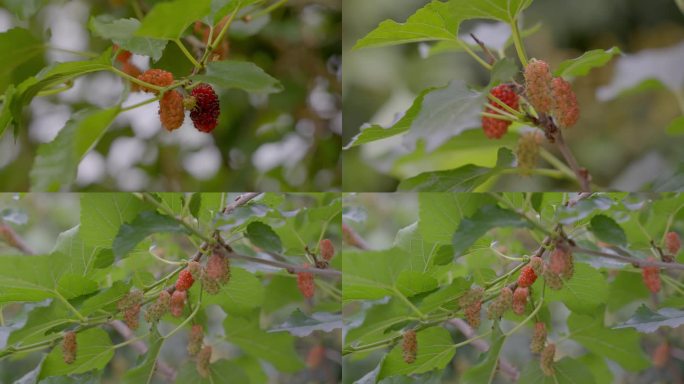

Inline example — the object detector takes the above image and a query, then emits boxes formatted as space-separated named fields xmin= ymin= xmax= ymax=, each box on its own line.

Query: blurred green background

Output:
xmin=343 ymin=0 xmax=684 ymax=192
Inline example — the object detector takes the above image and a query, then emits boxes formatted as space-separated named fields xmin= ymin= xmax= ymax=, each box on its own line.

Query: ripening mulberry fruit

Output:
xmin=62 ymin=331 xmax=77 ymax=364
xmin=115 ymin=47 xmax=132 ymax=64
xmin=487 ymin=286 xmax=513 ymax=320
xmin=137 ymin=69 xmax=174 ymax=94
xmin=551 ymin=77 xmax=580 ymax=128
xmin=320 ymin=239 xmax=335 ymax=261
xmin=529 ymin=256 xmax=544 ymax=276
xmin=666 ymin=232 xmax=681 ymax=255
xmin=190 ymin=84 xmax=220 ymax=133
xmin=297 ymin=264 xmax=315 ymax=298
xmin=175 ymin=268 xmax=195 ymax=291
xmin=642 ymin=258 xmax=661 ymax=293
xmin=530 ymin=322 xmax=547 ymax=353
xmin=540 ymin=343 xmax=556 ymax=376
xmin=188 ymin=324 xmax=204 ymax=356
xmin=170 ymin=290 xmax=187 ymax=317
xmin=549 ymin=247 xmax=574 ymax=279
xmin=117 ymin=291 xmax=143 ymax=330
xmin=652 ymin=341 xmax=670 ymax=368
xmin=201 ymin=252 xmax=231 ymax=294
xmin=306 ymin=345 xmax=326 ymax=368
xmin=458 ymin=286 xmax=485 ymax=308
xmin=145 ymin=290 xmax=171 ymax=323
xmin=464 ymin=300 xmax=482 ymax=328
xmin=524 ymin=59 xmax=553 ymax=115
xmin=517 ymin=265 xmax=538 ymax=288
xmin=512 ymin=287 xmax=529 ymax=315
xmin=516 ymin=131 xmax=543 ymax=175
xmin=188 ymin=261 xmax=201 ymax=279
xmin=543 ymin=265 xmax=564 ymax=290
xmin=159 ymin=91 xmax=185 ymax=131
xmin=481 ymin=84 xmax=519 ymax=139
xmin=196 ymin=345 xmax=212 ymax=378
xmin=402 ymin=330 xmax=417 ymax=364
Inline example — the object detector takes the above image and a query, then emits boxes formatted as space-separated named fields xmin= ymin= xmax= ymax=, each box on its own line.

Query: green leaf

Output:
xmin=39 ymin=328 xmax=114 ymax=378
xmin=554 ymin=47 xmax=622 ymax=78
xmin=462 ymin=326 xmax=506 ymax=384
xmin=449 ymin=0 xmax=533 ymax=23
xmin=112 ymin=211 xmax=190 ymax=259
xmin=245 ymin=221 xmax=283 ymax=253
xmin=56 ymin=274 xmax=98 ymax=300
xmin=418 ymin=193 xmax=492 ymax=244
xmin=201 ymin=267 xmax=264 ymax=315
xmin=136 ymin=0 xmax=212 ymax=40
xmin=378 ymin=327 xmax=456 ymax=380
xmin=30 ymin=107 xmax=120 ymax=191
xmin=607 ymin=271 xmax=649 ymax=311
xmin=80 ymin=194 xmax=144 ymax=250
xmin=589 ymin=215 xmax=627 ymax=245
xmin=614 ymin=305 xmax=684 ymax=333
xmin=0 ymin=85 xmax=16 ymax=137
xmin=175 ymin=360 xmax=250 ymax=383
xmin=123 ymin=328 xmax=164 ymax=384
xmin=568 ymin=312 xmax=650 ymax=371
xmin=224 ymin=314 xmax=305 ymax=372
xmin=395 ymin=271 xmax=438 ymax=297
xmin=90 ymin=16 xmax=168 ymax=61
xmin=666 ymin=116 xmax=684 ymax=135
xmin=518 ymin=357 xmax=596 ymax=384
xmin=451 ymin=204 xmax=532 ymax=256
xmin=0 ymin=28 xmax=45 ymax=93
xmin=545 ymin=263 xmax=608 ymax=314
xmin=345 ymin=299 xmax=410 ymax=348
xmin=268 ymin=309 xmax=342 ymax=337
xmin=192 ymin=61 xmax=283 ymax=94
xmin=79 ymin=281 xmax=131 ymax=316
xmin=8 ymin=302 xmax=69 ymax=346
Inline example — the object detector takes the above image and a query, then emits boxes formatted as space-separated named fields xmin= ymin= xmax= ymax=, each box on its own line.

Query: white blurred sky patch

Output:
xmin=116 ymin=167 xmax=149 ymax=191
xmin=45 ymin=0 xmax=90 ymax=63
xmin=28 ymin=99 xmax=72 ymax=143
xmin=107 ymin=137 xmax=146 ymax=175
xmin=252 ymin=133 xmax=309 ymax=172
xmin=76 ymin=151 xmax=106 ymax=186
xmin=183 ymin=146 xmax=222 ymax=180
xmin=0 ymin=9 xmax=13 ymax=32
xmin=118 ymin=93 xmax=162 ymax=139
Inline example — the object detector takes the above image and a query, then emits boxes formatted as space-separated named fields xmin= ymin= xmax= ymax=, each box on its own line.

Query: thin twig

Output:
xmin=221 ymin=192 xmax=261 ymax=214
xmin=573 ymin=246 xmax=684 ymax=270
xmin=342 ymin=223 xmax=370 ymax=250
xmin=470 ymin=33 xmax=496 ymax=65
xmin=564 ymin=193 xmax=593 ymax=207
xmin=0 ymin=223 xmax=35 ymax=254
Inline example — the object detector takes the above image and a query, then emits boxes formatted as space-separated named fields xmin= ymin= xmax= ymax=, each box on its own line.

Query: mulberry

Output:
xmin=137 ymin=69 xmax=174 ymax=94
xmin=481 ymin=84 xmax=519 ymax=139
xmin=543 ymin=265 xmax=564 ymax=290
xmin=666 ymin=232 xmax=681 ymax=255
xmin=187 ymin=324 xmax=204 ymax=356
xmin=62 ymin=331 xmax=77 ymax=364
xmin=190 ymin=84 xmax=220 ymax=133
xmin=297 ymin=264 xmax=315 ymax=299
xmin=551 ymin=77 xmax=580 ymax=128
xmin=175 ymin=268 xmax=195 ymax=291
xmin=458 ymin=286 xmax=484 ymax=308
xmin=516 ymin=131 xmax=543 ymax=175
xmin=402 ymin=330 xmax=417 ymax=364
xmin=144 ymin=290 xmax=171 ymax=323
xmin=529 ymin=256 xmax=544 ymax=275
xmin=524 ymin=59 xmax=553 ymax=114
xmin=652 ymin=341 xmax=670 ymax=368
xmin=159 ymin=91 xmax=185 ymax=131
xmin=464 ymin=300 xmax=482 ymax=328
xmin=642 ymin=258 xmax=661 ymax=293
xmin=320 ymin=239 xmax=335 ymax=261
xmin=549 ymin=247 xmax=574 ymax=279
xmin=487 ymin=286 xmax=512 ymax=320
xmin=540 ymin=343 xmax=556 ymax=376
xmin=517 ymin=265 xmax=538 ymax=288
xmin=196 ymin=345 xmax=212 ymax=378
xmin=117 ymin=291 xmax=143 ymax=330
xmin=512 ymin=287 xmax=529 ymax=315
xmin=201 ymin=252 xmax=231 ymax=295
xmin=170 ymin=290 xmax=187 ymax=317
xmin=530 ymin=322 xmax=547 ymax=353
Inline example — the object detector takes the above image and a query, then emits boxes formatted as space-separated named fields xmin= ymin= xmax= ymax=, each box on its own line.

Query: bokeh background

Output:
xmin=0 ymin=0 xmax=341 ymax=192
xmin=343 ymin=0 xmax=684 ymax=192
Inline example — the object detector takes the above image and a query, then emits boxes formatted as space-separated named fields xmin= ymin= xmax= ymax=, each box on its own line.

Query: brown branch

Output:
xmin=342 ymin=223 xmax=370 ymax=250
xmin=470 ymin=33 xmax=496 ymax=65
xmin=0 ymin=223 xmax=34 ymax=254
xmin=572 ymin=245 xmax=684 ymax=270
xmin=564 ymin=192 xmax=593 ymax=207
xmin=110 ymin=320 xmax=176 ymax=381
xmin=220 ymin=247 xmax=342 ymax=277
xmin=449 ymin=319 xmax=519 ymax=381
xmin=221 ymin=192 xmax=261 ymax=214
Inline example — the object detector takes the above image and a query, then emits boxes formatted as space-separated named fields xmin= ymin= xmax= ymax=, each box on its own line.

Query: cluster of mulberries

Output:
xmin=190 ymin=84 xmax=221 ymax=133
xmin=201 ymin=252 xmax=231 ymax=295
xmin=530 ymin=322 xmax=547 ymax=353
xmin=117 ymin=290 xmax=143 ymax=329
xmin=642 ymin=258 xmax=661 ymax=293
xmin=187 ymin=324 xmax=204 ymax=356
xmin=666 ymin=232 xmax=681 ymax=255
xmin=175 ymin=268 xmax=195 ymax=291
xmin=402 ymin=330 xmax=417 ymax=364
xmin=297 ymin=264 xmax=315 ymax=299
xmin=512 ymin=287 xmax=529 ymax=316
xmin=542 ymin=246 xmax=574 ymax=290
xmin=516 ymin=131 xmax=543 ymax=175
xmin=62 ymin=331 xmax=77 ymax=364
xmin=320 ymin=239 xmax=335 ymax=261
xmin=196 ymin=345 xmax=212 ymax=378
xmin=144 ymin=290 xmax=171 ymax=323
xmin=517 ymin=265 xmax=538 ymax=288
xmin=459 ymin=287 xmax=484 ymax=327
xmin=170 ymin=290 xmax=187 ymax=317
xmin=481 ymin=84 xmax=520 ymax=139
xmin=540 ymin=343 xmax=556 ymax=376
xmin=487 ymin=286 xmax=512 ymax=320
xmin=524 ymin=59 xmax=580 ymax=128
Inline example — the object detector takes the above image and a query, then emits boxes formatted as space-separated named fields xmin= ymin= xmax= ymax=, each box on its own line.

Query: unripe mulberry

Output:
xmin=517 ymin=265 xmax=538 ymax=288
xmin=666 ymin=232 xmax=681 ymax=255
xmin=543 ymin=265 xmax=564 ymax=290
xmin=529 ymin=256 xmax=543 ymax=275
xmin=190 ymin=84 xmax=220 ymax=133
xmin=297 ymin=264 xmax=315 ymax=299
xmin=159 ymin=91 xmax=185 ymax=131
xmin=201 ymin=252 xmax=231 ymax=295
xmin=306 ymin=345 xmax=326 ymax=368
xmin=524 ymin=59 xmax=553 ymax=114
xmin=487 ymin=286 xmax=512 ymax=319
xmin=464 ymin=300 xmax=482 ymax=328
xmin=652 ymin=341 xmax=670 ymax=368
xmin=175 ymin=268 xmax=195 ymax=291
xmin=530 ymin=322 xmax=547 ymax=353
xmin=170 ymin=290 xmax=187 ymax=317
xmin=642 ymin=258 xmax=661 ymax=293
xmin=516 ymin=131 xmax=542 ymax=175
xmin=512 ymin=287 xmax=529 ymax=315
xmin=549 ymin=247 xmax=574 ymax=279
xmin=402 ymin=330 xmax=417 ymax=364
xmin=540 ymin=343 xmax=556 ymax=376
xmin=145 ymin=290 xmax=171 ymax=323
xmin=117 ymin=291 xmax=143 ymax=330
xmin=187 ymin=324 xmax=204 ymax=356
xmin=320 ymin=239 xmax=335 ymax=261
xmin=137 ymin=69 xmax=174 ymax=94
xmin=62 ymin=331 xmax=77 ymax=364
xmin=196 ymin=345 xmax=212 ymax=378
xmin=481 ymin=84 xmax=519 ymax=139
xmin=188 ymin=261 xmax=201 ymax=279
xmin=551 ymin=77 xmax=580 ymax=128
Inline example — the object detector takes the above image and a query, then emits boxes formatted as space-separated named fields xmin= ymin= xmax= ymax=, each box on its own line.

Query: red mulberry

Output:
xmin=62 ymin=331 xmax=77 ymax=364
xmin=666 ymin=232 xmax=681 ymax=255
xmin=175 ymin=268 xmax=195 ymax=291
xmin=145 ymin=290 xmax=171 ymax=323
xmin=402 ymin=330 xmax=417 ymax=364
xmin=306 ymin=345 xmax=326 ymax=368
xmin=551 ymin=77 xmax=580 ymax=128
xmin=297 ymin=264 xmax=315 ymax=299
xmin=512 ymin=287 xmax=529 ymax=315
xmin=137 ymin=69 xmax=174 ymax=94
xmin=540 ymin=343 xmax=556 ymax=376
xmin=117 ymin=290 xmax=143 ymax=330
xmin=170 ymin=290 xmax=187 ymax=317
xmin=201 ymin=252 xmax=231 ymax=295
xmin=517 ymin=265 xmax=538 ymax=288
xmin=524 ymin=59 xmax=553 ymax=114
xmin=652 ymin=341 xmax=670 ymax=368
xmin=481 ymin=84 xmax=519 ymax=139
xmin=159 ymin=91 xmax=185 ymax=131
xmin=320 ymin=239 xmax=335 ymax=261
xmin=642 ymin=258 xmax=661 ymax=293
xmin=464 ymin=299 xmax=482 ymax=328
xmin=190 ymin=84 xmax=220 ymax=133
